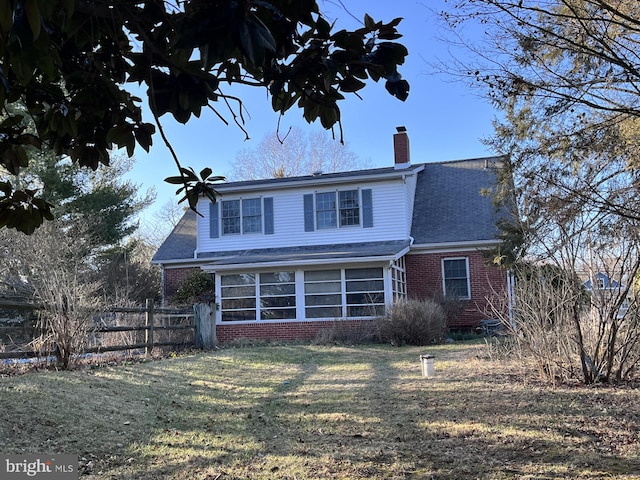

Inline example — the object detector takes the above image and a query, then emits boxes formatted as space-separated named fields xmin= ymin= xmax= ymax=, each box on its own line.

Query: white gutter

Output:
xmin=409 ymin=239 xmax=500 ymax=253
xmin=213 ymin=165 xmax=425 ymax=195
xmin=154 ymin=244 xmax=412 ymax=269
xmin=152 ymin=258 xmax=203 ymax=266
xmin=200 ymin=251 xmax=408 ymax=273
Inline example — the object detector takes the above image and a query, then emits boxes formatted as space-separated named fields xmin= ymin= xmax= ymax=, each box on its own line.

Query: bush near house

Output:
xmin=377 ymin=299 xmax=447 ymax=346
xmin=170 ymin=270 xmax=214 ymax=306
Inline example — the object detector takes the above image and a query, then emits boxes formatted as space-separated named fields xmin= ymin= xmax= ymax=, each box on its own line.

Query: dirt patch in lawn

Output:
xmin=1 ymin=342 xmax=639 ymax=479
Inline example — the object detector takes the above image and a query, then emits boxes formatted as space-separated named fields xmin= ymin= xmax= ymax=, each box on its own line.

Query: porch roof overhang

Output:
xmin=198 ymin=240 xmax=411 ymax=272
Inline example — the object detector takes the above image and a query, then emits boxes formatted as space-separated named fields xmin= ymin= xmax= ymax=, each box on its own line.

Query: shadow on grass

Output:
xmin=1 ymin=343 xmax=639 ymax=479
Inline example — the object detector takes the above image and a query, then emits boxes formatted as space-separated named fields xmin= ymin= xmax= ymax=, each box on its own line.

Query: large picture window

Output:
xmin=442 ymin=258 xmax=470 ymax=299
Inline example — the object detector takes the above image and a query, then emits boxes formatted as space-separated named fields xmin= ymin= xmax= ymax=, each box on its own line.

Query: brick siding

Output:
xmin=217 ymin=319 xmax=374 ymax=343
xmin=163 ymin=266 xmax=200 ymax=299
xmin=405 ymin=250 xmax=507 ymax=328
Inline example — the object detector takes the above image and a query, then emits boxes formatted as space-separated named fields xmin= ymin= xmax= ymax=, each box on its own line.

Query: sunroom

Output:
xmin=199 ymin=241 xmax=410 ymax=324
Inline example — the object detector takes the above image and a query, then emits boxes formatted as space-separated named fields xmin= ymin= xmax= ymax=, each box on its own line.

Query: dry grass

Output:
xmin=1 ymin=342 xmax=640 ymax=479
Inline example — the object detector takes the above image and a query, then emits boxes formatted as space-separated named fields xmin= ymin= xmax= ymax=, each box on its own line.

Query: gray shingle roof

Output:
xmin=410 ymin=158 xmax=504 ymax=244
xmin=151 ymin=209 xmax=197 ymax=262
xmin=152 ymin=157 xmax=506 ymax=263
xmin=197 ymin=240 xmax=410 ymax=267
xmin=213 ymin=164 xmax=422 ymax=192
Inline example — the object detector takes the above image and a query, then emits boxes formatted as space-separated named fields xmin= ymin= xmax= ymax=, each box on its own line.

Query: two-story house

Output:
xmin=152 ymin=128 xmax=510 ymax=342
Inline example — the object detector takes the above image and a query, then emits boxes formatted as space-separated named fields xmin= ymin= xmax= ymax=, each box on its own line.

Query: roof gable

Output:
xmin=151 ymin=209 xmax=197 ymax=262
xmin=152 ymin=156 xmax=508 ymax=263
xmin=410 ymin=157 xmax=505 ymax=245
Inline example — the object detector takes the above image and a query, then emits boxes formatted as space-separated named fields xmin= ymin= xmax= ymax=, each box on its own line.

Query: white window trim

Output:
xmin=442 ymin=257 xmax=471 ymax=300
xmin=221 ymin=197 xmax=263 ymax=236
xmin=216 ymin=265 xmax=387 ymax=324
xmin=314 ymin=189 xmax=361 ymax=230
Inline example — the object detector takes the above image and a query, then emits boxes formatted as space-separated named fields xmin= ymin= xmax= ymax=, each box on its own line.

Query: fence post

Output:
xmin=194 ymin=302 xmax=217 ymax=349
xmin=145 ymin=298 xmax=154 ymax=355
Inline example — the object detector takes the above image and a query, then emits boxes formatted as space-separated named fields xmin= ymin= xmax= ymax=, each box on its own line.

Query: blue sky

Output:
xmin=128 ymin=0 xmax=498 ymax=227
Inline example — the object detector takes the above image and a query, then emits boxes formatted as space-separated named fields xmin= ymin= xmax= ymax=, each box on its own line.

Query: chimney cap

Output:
xmin=396 ymin=126 xmax=407 ymax=132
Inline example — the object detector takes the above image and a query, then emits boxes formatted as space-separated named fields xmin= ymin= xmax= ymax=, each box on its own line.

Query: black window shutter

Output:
xmin=303 ymin=194 xmax=315 ymax=232
xmin=362 ymin=189 xmax=373 ymax=228
xmin=264 ymin=197 xmax=274 ymax=234
xmin=209 ymin=202 xmax=219 ymax=238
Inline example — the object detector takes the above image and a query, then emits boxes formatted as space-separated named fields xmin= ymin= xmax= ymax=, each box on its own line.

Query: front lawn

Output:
xmin=1 ymin=342 xmax=639 ymax=479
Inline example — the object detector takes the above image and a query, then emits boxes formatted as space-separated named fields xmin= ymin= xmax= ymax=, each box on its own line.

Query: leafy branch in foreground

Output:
xmin=0 ymin=1 xmax=410 ymax=232
xmin=165 ymin=168 xmax=225 ymax=212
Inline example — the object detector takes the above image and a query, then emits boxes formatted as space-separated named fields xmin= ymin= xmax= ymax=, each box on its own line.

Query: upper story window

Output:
xmin=221 ymin=200 xmax=241 ymax=234
xmin=442 ymin=257 xmax=471 ymax=299
xmin=316 ymin=192 xmax=337 ymax=229
xmin=304 ymin=188 xmax=372 ymax=231
xmin=339 ymin=190 xmax=360 ymax=226
xmin=210 ymin=197 xmax=274 ymax=238
xmin=242 ymin=198 xmax=262 ymax=233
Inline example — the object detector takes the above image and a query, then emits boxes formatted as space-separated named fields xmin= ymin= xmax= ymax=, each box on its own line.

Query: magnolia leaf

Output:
xmin=25 ymin=0 xmax=41 ymax=40
xmin=200 ymin=167 xmax=213 ymax=180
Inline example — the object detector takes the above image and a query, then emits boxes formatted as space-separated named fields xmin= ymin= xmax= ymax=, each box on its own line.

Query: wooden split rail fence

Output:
xmin=0 ymin=299 xmax=217 ymax=361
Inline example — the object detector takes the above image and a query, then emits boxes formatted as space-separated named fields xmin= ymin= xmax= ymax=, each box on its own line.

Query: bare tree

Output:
xmin=227 ymin=127 xmax=367 ymax=181
xmin=138 ymin=199 xmax=188 ymax=249
xmin=487 ymin=205 xmax=640 ymax=384
xmin=0 ymin=221 xmax=102 ymax=369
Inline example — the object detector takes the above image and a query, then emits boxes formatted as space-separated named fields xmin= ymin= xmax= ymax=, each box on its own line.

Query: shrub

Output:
xmin=377 ymin=299 xmax=447 ymax=346
xmin=171 ymin=270 xmax=214 ymax=306
xmin=314 ymin=320 xmax=377 ymax=345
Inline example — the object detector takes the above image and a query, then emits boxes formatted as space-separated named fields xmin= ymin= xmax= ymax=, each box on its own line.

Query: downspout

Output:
xmin=160 ymin=266 xmax=166 ymax=307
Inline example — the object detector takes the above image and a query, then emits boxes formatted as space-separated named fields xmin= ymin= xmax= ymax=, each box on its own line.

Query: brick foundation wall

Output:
xmin=163 ymin=266 xmax=200 ymax=300
xmin=217 ymin=319 xmax=374 ymax=343
xmin=405 ymin=250 xmax=507 ymax=328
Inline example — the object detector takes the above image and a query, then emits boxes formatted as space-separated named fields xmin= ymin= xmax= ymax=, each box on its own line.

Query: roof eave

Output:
xmin=212 ymin=165 xmax=425 ymax=195
xmin=409 ymin=239 xmax=501 ymax=253
xmin=200 ymin=246 xmax=410 ymax=272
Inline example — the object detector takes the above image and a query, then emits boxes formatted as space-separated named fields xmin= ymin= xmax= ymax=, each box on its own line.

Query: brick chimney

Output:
xmin=393 ymin=126 xmax=410 ymax=169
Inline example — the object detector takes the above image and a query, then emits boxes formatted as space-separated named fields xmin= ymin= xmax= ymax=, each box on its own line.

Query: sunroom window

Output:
xmin=220 ymin=274 xmax=256 ymax=321
xmin=259 ymin=272 xmax=296 ymax=320
xmin=304 ymin=270 xmax=343 ymax=318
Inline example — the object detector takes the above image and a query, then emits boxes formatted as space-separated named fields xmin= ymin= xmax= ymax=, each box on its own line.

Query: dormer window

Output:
xmin=221 ymin=200 xmax=241 ymax=234
xmin=304 ymin=189 xmax=372 ymax=231
xmin=316 ymin=192 xmax=338 ymax=229
xmin=222 ymin=198 xmax=263 ymax=235
xmin=242 ymin=198 xmax=262 ymax=233
xmin=210 ymin=197 xmax=274 ymax=238
xmin=316 ymin=190 xmax=360 ymax=228
xmin=339 ymin=190 xmax=360 ymax=226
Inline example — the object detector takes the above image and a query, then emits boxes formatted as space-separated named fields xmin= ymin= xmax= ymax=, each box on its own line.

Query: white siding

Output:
xmin=196 ymin=178 xmax=411 ymax=254
xmin=405 ymin=173 xmax=418 ymax=233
